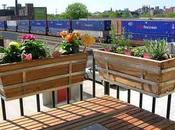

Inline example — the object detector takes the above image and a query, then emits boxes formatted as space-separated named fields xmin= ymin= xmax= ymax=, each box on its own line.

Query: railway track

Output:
xmin=0 ymin=31 xmax=106 ymax=49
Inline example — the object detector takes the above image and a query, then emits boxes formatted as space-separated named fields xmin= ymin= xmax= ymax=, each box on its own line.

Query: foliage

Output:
xmin=56 ymin=31 xmax=95 ymax=55
xmin=144 ymin=40 xmax=168 ymax=60
xmin=0 ymin=43 xmax=21 ymax=63
xmin=0 ymin=34 xmax=50 ymax=64
xmin=21 ymin=40 xmax=50 ymax=60
xmin=65 ymin=3 xmax=88 ymax=19
xmin=131 ymin=46 xmax=145 ymax=57
xmin=116 ymin=35 xmax=130 ymax=54
xmin=110 ymin=26 xmax=118 ymax=52
xmin=121 ymin=9 xmax=132 ymax=18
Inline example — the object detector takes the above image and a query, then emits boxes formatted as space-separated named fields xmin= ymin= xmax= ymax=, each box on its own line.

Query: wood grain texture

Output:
xmin=94 ymin=50 xmax=175 ymax=97
xmin=0 ymin=53 xmax=87 ymax=100
xmin=0 ymin=96 xmax=174 ymax=130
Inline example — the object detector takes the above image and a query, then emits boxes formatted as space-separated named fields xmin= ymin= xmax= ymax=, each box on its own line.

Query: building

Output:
xmin=0 ymin=9 xmax=15 ymax=20
xmin=0 ymin=2 xmax=47 ymax=20
xmin=165 ymin=7 xmax=175 ymax=14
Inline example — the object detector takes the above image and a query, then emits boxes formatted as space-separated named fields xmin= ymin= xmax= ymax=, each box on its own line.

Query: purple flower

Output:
xmin=22 ymin=34 xmax=36 ymax=41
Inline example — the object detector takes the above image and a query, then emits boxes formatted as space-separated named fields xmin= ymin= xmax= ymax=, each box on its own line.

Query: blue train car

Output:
xmin=6 ymin=20 xmax=17 ymax=32
xmin=122 ymin=20 xmax=175 ymax=35
xmin=0 ymin=21 xmax=6 ymax=31
xmin=72 ymin=20 xmax=111 ymax=31
xmin=125 ymin=33 xmax=175 ymax=42
xmin=17 ymin=20 xmax=30 ymax=33
xmin=30 ymin=20 xmax=46 ymax=35
xmin=48 ymin=20 xmax=70 ymax=36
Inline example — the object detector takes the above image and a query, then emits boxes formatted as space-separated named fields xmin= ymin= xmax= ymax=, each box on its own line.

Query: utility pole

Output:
xmin=2 ymin=4 xmax=7 ymax=9
xmin=15 ymin=0 xmax=19 ymax=18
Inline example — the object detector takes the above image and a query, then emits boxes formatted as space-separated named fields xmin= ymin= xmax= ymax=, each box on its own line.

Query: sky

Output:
xmin=0 ymin=0 xmax=175 ymax=14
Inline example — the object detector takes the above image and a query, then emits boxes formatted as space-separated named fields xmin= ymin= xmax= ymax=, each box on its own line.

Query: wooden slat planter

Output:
xmin=94 ymin=50 xmax=175 ymax=97
xmin=0 ymin=53 xmax=87 ymax=100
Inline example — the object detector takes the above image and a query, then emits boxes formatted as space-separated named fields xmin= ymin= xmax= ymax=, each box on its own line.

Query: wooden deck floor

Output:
xmin=0 ymin=96 xmax=174 ymax=130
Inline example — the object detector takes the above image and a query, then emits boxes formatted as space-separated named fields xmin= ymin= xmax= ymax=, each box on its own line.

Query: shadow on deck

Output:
xmin=0 ymin=96 xmax=174 ymax=130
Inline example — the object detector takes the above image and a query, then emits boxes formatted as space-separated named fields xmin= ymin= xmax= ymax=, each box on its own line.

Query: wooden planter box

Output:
xmin=0 ymin=53 xmax=87 ymax=100
xmin=94 ymin=50 xmax=175 ymax=97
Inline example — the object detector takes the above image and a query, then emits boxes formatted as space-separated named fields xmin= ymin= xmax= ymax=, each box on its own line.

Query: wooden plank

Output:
xmin=144 ymin=119 xmax=174 ymax=130
xmin=0 ymin=53 xmax=87 ymax=73
xmin=94 ymin=49 xmax=175 ymax=97
xmin=128 ymin=114 xmax=164 ymax=130
xmin=0 ymin=96 xmax=174 ymax=130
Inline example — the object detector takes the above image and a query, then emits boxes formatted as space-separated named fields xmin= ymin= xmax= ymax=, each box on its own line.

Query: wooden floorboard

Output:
xmin=0 ymin=96 xmax=174 ymax=130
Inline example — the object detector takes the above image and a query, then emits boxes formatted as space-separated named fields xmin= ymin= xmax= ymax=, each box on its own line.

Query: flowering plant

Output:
xmin=53 ymin=31 xmax=95 ymax=55
xmin=0 ymin=34 xmax=50 ymax=64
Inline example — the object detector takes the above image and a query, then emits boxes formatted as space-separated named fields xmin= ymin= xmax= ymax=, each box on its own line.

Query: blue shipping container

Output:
xmin=72 ymin=20 xmax=111 ymax=31
xmin=30 ymin=20 xmax=46 ymax=34
xmin=122 ymin=20 xmax=175 ymax=35
xmin=31 ymin=20 xmax=46 ymax=27
xmin=125 ymin=33 xmax=175 ymax=42
xmin=17 ymin=20 xmax=30 ymax=26
xmin=0 ymin=21 xmax=5 ymax=30
xmin=48 ymin=20 xmax=70 ymax=36
xmin=48 ymin=20 xmax=70 ymax=29
xmin=30 ymin=27 xmax=46 ymax=34
xmin=17 ymin=20 xmax=30 ymax=33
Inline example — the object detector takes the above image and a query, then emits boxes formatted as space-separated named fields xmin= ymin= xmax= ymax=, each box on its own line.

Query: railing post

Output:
xmin=104 ymin=81 xmax=110 ymax=95
xmin=139 ymin=93 xmax=143 ymax=108
xmin=92 ymin=52 xmax=96 ymax=97
xmin=152 ymin=97 xmax=156 ymax=113
xmin=127 ymin=89 xmax=131 ymax=103
xmin=80 ymin=84 xmax=83 ymax=101
xmin=117 ymin=86 xmax=120 ymax=99
xmin=67 ymin=88 xmax=70 ymax=104
xmin=36 ymin=94 xmax=41 ymax=112
xmin=52 ymin=91 xmax=56 ymax=108
xmin=166 ymin=94 xmax=172 ymax=119
xmin=19 ymin=98 xmax=24 ymax=116
xmin=1 ymin=98 xmax=6 ymax=120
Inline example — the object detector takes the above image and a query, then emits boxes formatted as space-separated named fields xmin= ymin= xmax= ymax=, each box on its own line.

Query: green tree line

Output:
xmin=47 ymin=2 xmax=175 ymax=20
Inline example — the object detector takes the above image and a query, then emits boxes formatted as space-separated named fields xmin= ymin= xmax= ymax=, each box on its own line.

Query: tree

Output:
xmin=65 ymin=3 xmax=88 ymax=19
xmin=121 ymin=9 xmax=132 ymax=18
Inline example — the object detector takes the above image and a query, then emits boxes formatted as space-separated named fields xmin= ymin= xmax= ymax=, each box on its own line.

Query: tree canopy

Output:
xmin=65 ymin=3 xmax=88 ymax=19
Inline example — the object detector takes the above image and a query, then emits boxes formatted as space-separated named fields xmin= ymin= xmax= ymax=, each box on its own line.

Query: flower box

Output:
xmin=94 ymin=50 xmax=175 ymax=97
xmin=0 ymin=53 xmax=87 ymax=100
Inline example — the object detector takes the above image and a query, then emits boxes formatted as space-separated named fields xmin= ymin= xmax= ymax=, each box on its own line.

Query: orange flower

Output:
xmin=59 ymin=31 xmax=68 ymax=38
xmin=65 ymin=34 xmax=74 ymax=43
xmin=72 ymin=32 xmax=80 ymax=39
xmin=81 ymin=34 xmax=96 ymax=47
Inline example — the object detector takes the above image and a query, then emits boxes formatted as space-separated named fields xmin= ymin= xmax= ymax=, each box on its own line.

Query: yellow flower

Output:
xmin=9 ymin=41 xmax=21 ymax=48
xmin=81 ymin=34 xmax=96 ymax=47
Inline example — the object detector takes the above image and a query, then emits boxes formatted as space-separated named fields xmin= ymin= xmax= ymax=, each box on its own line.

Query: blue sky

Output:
xmin=0 ymin=0 xmax=175 ymax=14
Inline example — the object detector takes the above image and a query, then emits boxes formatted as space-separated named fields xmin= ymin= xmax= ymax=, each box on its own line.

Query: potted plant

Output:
xmin=94 ymin=36 xmax=175 ymax=97
xmin=0 ymin=33 xmax=95 ymax=100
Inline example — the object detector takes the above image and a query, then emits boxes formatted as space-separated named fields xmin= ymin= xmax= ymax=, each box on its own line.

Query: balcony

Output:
xmin=0 ymin=52 xmax=174 ymax=130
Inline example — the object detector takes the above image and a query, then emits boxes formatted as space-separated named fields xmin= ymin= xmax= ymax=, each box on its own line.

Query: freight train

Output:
xmin=0 ymin=19 xmax=175 ymax=42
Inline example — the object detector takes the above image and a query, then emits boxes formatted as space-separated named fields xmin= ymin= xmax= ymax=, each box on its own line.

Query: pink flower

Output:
xmin=22 ymin=53 xmax=32 ymax=61
xmin=124 ymin=49 xmax=131 ymax=56
xmin=104 ymin=48 xmax=110 ymax=52
xmin=143 ymin=53 xmax=151 ymax=59
xmin=22 ymin=34 xmax=36 ymax=41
